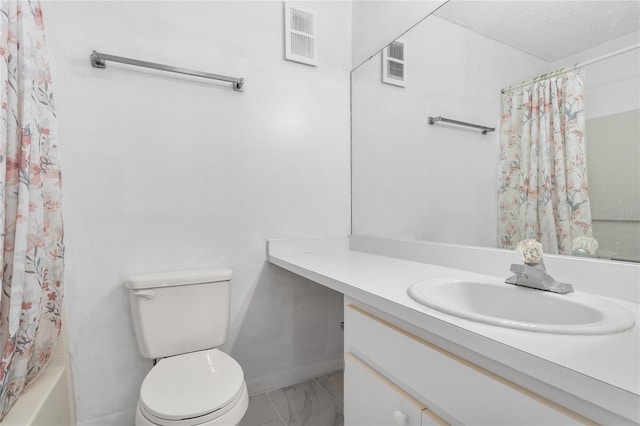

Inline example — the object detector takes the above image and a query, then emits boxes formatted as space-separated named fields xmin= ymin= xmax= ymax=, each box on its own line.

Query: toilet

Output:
xmin=125 ymin=269 xmax=249 ymax=426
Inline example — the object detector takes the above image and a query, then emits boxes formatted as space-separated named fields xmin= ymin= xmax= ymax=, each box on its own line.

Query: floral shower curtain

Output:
xmin=497 ymin=70 xmax=592 ymax=255
xmin=0 ymin=0 xmax=64 ymax=419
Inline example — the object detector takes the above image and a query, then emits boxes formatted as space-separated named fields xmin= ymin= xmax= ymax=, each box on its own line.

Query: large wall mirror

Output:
xmin=352 ymin=0 xmax=640 ymax=262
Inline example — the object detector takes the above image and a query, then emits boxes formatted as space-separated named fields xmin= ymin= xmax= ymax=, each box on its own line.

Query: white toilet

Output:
xmin=125 ymin=269 xmax=249 ymax=426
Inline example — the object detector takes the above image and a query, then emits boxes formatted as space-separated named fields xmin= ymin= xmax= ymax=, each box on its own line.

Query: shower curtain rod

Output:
xmin=90 ymin=50 xmax=245 ymax=91
xmin=501 ymin=43 xmax=640 ymax=94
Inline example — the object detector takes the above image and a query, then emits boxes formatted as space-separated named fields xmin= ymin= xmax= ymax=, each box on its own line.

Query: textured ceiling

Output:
xmin=434 ymin=0 xmax=640 ymax=61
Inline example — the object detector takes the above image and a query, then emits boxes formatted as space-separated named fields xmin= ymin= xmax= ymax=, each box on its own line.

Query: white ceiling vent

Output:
xmin=284 ymin=2 xmax=318 ymax=66
xmin=382 ymin=39 xmax=406 ymax=87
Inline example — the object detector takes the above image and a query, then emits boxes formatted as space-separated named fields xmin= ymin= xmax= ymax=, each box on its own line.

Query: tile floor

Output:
xmin=240 ymin=370 xmax=344 ymax=426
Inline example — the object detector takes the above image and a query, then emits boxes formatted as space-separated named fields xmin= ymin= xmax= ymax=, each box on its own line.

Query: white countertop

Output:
xmin=267 ymin=238 xmax=640 ymax=423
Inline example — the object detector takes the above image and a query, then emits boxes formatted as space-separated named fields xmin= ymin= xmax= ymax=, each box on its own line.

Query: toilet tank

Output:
xmin=125 ymin=269 xmax=232 ymax=359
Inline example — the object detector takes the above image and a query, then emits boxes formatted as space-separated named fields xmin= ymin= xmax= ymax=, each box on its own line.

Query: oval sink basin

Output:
xmin=407 ymin=279 xmax=635 ymax=335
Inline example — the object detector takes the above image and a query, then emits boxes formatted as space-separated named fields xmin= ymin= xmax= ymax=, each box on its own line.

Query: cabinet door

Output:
xmin=344 ymin=352 xmax=447 ymax=426
xmin=346 ymin=304 xmax=589 ymax=425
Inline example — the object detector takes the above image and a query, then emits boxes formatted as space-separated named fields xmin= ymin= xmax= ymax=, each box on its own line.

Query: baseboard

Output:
xmin=246 ymin=358 xmax=344 ymax=395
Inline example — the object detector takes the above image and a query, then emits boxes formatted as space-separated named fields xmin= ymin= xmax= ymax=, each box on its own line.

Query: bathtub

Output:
xmin=0 ymin=320 xmax=75 ymax=426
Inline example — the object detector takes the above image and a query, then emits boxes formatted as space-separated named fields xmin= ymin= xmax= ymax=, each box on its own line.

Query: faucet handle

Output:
xmin=516 ymin=239 xmax=544 ymax=264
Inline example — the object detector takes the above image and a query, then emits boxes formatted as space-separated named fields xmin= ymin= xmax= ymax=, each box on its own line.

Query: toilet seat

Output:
xmin=138 ymin=382 xmax=247 ymax=426
xmin=138 ymin=349 xmax=246 ymax=426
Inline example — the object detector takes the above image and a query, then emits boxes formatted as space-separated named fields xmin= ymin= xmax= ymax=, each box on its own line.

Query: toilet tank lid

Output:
xmin=125 ymin=269 xmax=232 ymax=289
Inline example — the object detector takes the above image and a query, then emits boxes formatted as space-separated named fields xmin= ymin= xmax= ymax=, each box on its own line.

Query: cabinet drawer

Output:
xmin=345 ymin=304 xmax=591 ymax=425
xmin=345 ymin=352 xmax=447 ymax=426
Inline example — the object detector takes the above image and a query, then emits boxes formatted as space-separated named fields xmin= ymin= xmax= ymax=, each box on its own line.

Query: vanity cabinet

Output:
xmin=344 ymin=302 xmax=594 ymax=425
xmin=345 ymin=352 xmax=446 ymax=425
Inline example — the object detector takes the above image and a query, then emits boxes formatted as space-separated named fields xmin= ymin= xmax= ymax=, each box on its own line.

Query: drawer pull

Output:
xmin=393 ymin=410 xmax=409 ymax=425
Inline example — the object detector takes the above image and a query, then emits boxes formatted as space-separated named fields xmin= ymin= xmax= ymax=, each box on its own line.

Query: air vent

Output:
xmin=285 ymin=3 xmax=318 ymax=66
xmin=382 ymin=39 xmax=406 ymax=87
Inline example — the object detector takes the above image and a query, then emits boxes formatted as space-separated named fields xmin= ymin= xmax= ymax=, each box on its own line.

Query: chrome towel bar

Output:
xmin=428 ymin=116 xmax=495 ymax=135
xmin=90 ymin=50 xmax=244 ymax=92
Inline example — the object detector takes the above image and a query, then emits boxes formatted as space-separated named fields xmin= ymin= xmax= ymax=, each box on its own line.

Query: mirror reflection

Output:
xmin=352 ymin=0 xmax=640 ymax=262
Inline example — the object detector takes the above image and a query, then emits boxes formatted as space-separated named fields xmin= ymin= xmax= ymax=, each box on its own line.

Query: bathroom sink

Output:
xmin=407 ymin=279 xmax=635 ymax=335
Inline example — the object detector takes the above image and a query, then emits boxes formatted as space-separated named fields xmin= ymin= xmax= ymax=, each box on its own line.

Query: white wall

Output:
xmin=351 ymin=0 xmax=445 ymax=68
xmin=352 ymin=15 xmax=547 ymax=246
xmin=42 ymin=1 xmax=351 ymax=424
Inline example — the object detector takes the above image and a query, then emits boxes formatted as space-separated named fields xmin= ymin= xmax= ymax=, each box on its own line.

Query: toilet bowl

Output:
xmin=125 ymin=269 xmax=248 ymax=426
xmin=134 ymin=350 xmax=248 ymax=426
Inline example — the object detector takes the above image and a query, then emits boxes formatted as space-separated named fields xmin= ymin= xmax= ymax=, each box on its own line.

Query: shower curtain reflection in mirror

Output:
xmin=497 ymin=69 xmax=593 ymax=256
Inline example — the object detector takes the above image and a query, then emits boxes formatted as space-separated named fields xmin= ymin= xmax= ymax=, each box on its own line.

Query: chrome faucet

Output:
xmin=505 ymin=240 xmax=574 ymax=294
xmin=505 ymin=262 xmax=574 ymax=294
